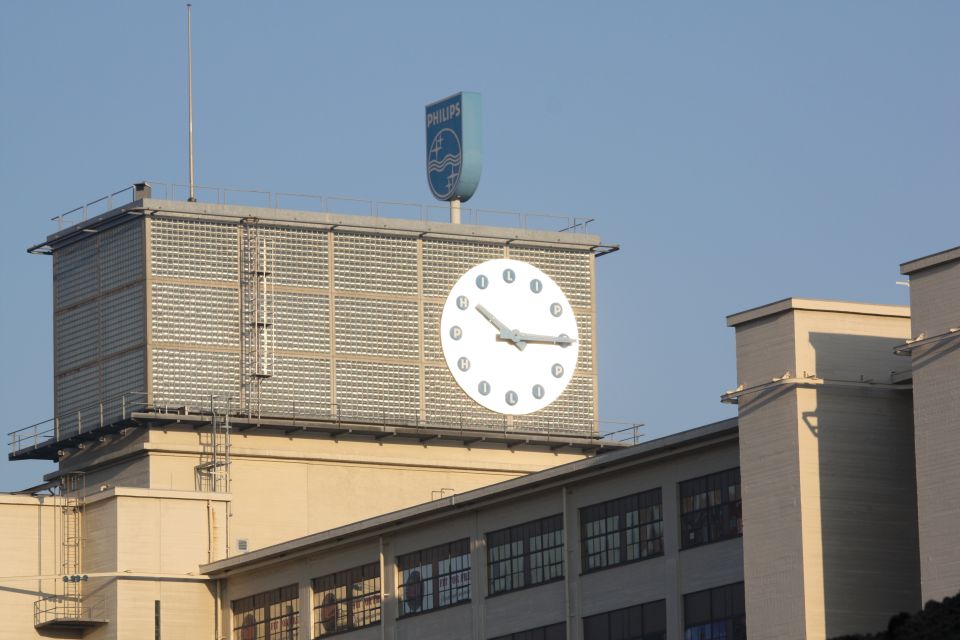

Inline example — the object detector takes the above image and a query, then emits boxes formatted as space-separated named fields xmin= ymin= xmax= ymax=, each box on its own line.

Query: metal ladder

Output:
xmin=195 ymin=396 xmax=232 ymax=493
xmin=60 ymin=473 xmax=84 ymax=618
xmin=240 ymin=220 xmax=275 ymax=418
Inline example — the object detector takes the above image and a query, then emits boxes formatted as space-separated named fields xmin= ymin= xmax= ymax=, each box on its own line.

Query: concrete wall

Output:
xmin=730 ymin=299 xmax=918 ymax=640
xmin=0 ymin=496 xmax=63 ymax=640
xmin=58 ymin=426 xmax=589 ymax=554
xmin=215 ymin=432 xmax=742 ymax=640
xmin=904 ymin=254 xmax=960 ymax=602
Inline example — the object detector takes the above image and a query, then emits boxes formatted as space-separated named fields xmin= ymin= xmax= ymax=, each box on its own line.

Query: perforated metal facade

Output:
xmin=52 ymin=220 xmax=146 ymax=429
xmin=49 ymin=204 xmax=600 ymax=437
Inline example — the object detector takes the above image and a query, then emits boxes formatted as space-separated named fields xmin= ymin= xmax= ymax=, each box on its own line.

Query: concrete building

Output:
xmin=2 ymin=182 xmax=960 ymax=640
xmin=204 ymin=419 xmax=742 ymax=640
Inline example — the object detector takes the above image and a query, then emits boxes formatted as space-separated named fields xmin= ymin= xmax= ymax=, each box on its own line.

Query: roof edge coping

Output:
xmin=727 ymin=297 xmax=909 ymax=327
xmin=900 ymin=245 xmax=960 ymax=276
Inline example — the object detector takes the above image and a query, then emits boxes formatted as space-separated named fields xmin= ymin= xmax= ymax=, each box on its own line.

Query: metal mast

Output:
xmin=187 ymin=4 xmax=197 ymax=202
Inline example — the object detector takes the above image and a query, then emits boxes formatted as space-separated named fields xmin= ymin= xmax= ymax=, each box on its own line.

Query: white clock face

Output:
xmin=440 ymin=258 xmax=579 ymax=415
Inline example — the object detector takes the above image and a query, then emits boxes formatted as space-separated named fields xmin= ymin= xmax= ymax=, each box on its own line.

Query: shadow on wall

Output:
xmin=807 ymin=332 xmax=920 ymax=638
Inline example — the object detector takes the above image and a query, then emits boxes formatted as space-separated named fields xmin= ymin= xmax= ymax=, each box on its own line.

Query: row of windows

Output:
xmin=232 ymin=468 xmax=741 ymax=636
xmin=233 ymin=585 xmax=743 ymax=640
xmin=486 ymin=586 xmax=745 ymax=640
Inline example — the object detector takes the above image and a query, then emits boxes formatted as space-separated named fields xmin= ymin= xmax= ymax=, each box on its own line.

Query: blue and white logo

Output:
xmin=428 ymin=128 xmax=462 ymax=200
xmin=425 ymin=92 xmax=482 ymax=203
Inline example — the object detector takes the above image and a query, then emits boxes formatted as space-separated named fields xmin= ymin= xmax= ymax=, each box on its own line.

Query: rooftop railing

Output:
xmin=8 ymin=391 xmax=150 ymax=457
xmin=9 ymin=390 xmax=640 ymax=459
xmin=50 ymin=181 xmax=595 ymax=235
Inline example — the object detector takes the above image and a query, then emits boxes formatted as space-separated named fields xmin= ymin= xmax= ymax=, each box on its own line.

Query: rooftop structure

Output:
xmin=13 ymin=183 xmax=619 ymax=463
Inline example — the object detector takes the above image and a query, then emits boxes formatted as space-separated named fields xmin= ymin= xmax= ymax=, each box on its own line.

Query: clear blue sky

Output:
xmin=1 ymin=2 xmax=958 ymax=490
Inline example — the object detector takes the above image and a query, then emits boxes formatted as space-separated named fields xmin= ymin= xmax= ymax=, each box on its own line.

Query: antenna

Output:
xmin=187 ymin=4 xmax=197 ymax=202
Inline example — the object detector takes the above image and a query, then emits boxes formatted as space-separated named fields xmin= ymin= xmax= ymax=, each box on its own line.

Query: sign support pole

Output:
xmin=450 ymin=199 xmax=461 ymax=224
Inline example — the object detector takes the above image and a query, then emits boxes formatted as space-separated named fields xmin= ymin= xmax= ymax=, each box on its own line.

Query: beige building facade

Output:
xmin=204 ymin=420 xmax=742 ymax=640
xmin=900 ymin=247 xmax=960 ymax=605
xmin=3 ymin=187 xmax=960 ymax=640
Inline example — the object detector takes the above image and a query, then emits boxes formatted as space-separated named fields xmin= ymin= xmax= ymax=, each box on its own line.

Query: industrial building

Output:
xmin=1 ymin=183 xmax=959 ymax=640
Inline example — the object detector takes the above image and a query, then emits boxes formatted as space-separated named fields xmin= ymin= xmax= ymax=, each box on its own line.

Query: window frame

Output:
xmin=397 ymin=538 xmax=471 ymax=618
xmin=312 ymin=562 xmax=381 ymax=638
xmin=582 ymin=599 xmax=667 ymax=640
xmin=682 ymin=581 xmax=746 ymax=640
xmin=489 ymin=621 xmax=566 ymax=640
xmin=678 ymin=467 xmax=742 ymax=550
xmin=232 ymin=584 xmax=300 ymax=640
xmin=579 ymin=487 xmax=664 ymax=574
xmin=486 ymin=513 xmax=564 ymax=596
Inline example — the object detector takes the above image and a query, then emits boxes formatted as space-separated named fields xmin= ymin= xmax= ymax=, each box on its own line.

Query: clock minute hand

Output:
xmin=475 ymin=305 xmax=526 ymax=351
xmin=511 ymin=331 xmax=577 ymax=347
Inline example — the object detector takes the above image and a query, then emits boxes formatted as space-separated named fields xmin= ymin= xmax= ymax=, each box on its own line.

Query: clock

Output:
xmin=439 ymin=258 xmax=579 ymax=415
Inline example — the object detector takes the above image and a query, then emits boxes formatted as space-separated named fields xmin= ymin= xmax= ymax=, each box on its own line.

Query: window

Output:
xmin=313 ymin=562 xmax=380 ymax=637
xmin=683 ymin=582 xmax=746 ymax=640
xmin=490 ymin=621 xmax=566 ymax=640
xmin=487 ymin=514 xmax=564 ymax=595
xmin=233 ymin=584 xmax=300 ymax=640
xmin=679 ymin=468 xmax=742 ymax=549
xmin=397 ymin=539 xmax=471 ymax=617
xmin=580 ymin=488 xmax=663 ymax=572
xmin=583 ymin=599 xmax=667 ymax=640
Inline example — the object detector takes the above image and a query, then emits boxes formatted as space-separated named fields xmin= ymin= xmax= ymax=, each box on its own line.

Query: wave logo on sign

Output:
xmin=428 ymin=128 xmax=462 ymax=200
xmin=425 ymin=92 xmax=481 ymax=202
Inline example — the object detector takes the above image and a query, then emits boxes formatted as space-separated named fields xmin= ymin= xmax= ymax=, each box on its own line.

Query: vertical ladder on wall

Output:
xmin=240 ymin=220 xmax=275 ymax=418
xmin=59 ymin=473 xmax=84 ymax=619
xmin=196 ymin=396 xmax=232 ymax=493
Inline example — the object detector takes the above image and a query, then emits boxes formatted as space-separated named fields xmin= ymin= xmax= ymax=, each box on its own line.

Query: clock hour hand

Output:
xmin=475 ymin=305 xmax=527 ymax=351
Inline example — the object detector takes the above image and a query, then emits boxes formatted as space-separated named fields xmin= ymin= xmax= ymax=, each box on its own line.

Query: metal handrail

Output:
xmin=9 ymin=389 xmax=638 ymax=456
xmin=8 ymin=391 xmax=150 ymax=457
xmin=34 ymin=594 xmax=105 ymax=626
xmin=49 ymin=181 xmax=594 ymax=234
xmin=51 ymin=186 xmax=134 ymax=229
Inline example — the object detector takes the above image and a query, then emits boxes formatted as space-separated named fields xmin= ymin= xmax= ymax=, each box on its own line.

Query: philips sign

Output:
xmin=425 ymin=92 xmax=482 ymax=202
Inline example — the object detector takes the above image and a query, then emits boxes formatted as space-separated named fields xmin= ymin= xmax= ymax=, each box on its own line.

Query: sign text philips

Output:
xmin=425 ymin=92 xmax=482 ymax=202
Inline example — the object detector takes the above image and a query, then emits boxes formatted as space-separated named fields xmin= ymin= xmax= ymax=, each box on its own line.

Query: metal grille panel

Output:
xmin=101 ymin=284 xmax=145 ymax=357
xmin=334 ymin=297 xmax=419 ymax=358
xmin=56 ymin=365 xmax=99 ymax=424
xmin=273 ymin=292 xmax=329 ymax=353
xmin=56 ymin=301 xmax=99 ymax=373
xmin=99 ymin=221 xmax=144 ymax=291
xmin=512 ymin=376 xmax=595 ymax=433
xmin=152 ymin=284 xmax=240 ymax=347
xmin=575 ymin=311 xmax=594 ymax=373
xmin=422 ymin=302 xmax=444 ymax=361
xmin=509 ymin=247 xmax=593 ymax=307
xmin=152 ymin=349 xmax=241 ymax=412
xmin=334 ymin=360 xmax=420 ymax=422
xmin=423 ymin=365 xmax=504 ymax=428
xmin=261 ymin=226 xmax=328 ymax=289
xmin=333 ymin=233 xmax=417 ymax=295
xmin=258 ymin=357 xmax=330 ymax=416
xmin=421 ymin=239 xmax=503 ymax=298
xmin=101 ymin=350 xmax=146 ymax=422
xmin=151 ymin=219 xmax=238 ymax=282
xmin=55 ymin=238 xmax=98 ymax=309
